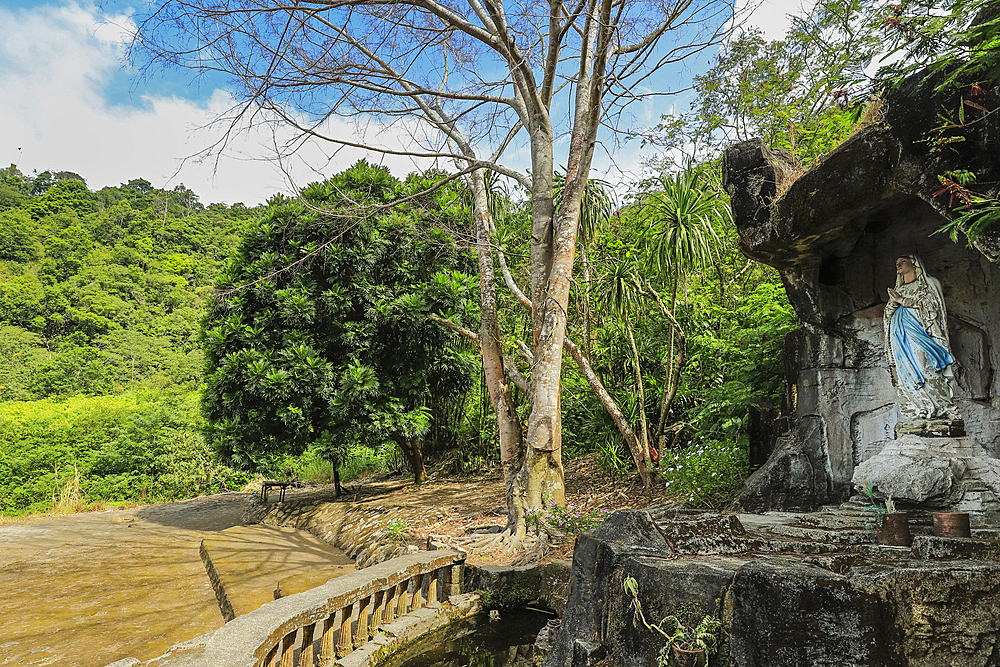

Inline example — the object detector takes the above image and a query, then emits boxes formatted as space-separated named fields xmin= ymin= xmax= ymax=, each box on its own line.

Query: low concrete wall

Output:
xmin=199 ymin=540 xmax=236 ymax=622
xmin=246 ymin=489 xmax=448 ymax=569
xmin=465 ymin=561 xmax=572 ymax=615
xmin=137 ymin=550 xmax=467 ymax=667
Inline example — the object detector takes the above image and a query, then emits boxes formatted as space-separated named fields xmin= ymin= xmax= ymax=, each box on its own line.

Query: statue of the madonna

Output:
xmin=884 ymin=255 xmax=959 ymax=422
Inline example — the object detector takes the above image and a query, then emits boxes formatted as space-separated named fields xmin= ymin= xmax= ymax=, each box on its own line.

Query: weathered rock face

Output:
xmin=851 ymin=435 xmax=1000 ymax=525
xmin=544 ymin=508 xmax=1000 ymax=667
xmin=723 ymin=72 xmax=1000 ymax=512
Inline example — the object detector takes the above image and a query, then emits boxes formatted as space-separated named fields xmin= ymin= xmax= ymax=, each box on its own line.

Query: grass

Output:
xmin=293 ymin=444 xmax=401 ymax=485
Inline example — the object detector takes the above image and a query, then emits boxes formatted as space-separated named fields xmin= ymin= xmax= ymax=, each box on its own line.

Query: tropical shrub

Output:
xmin=0 ymin=390 xmax=251 ymax=515
xmin=658 ymin=438 xmax=749 ymax=509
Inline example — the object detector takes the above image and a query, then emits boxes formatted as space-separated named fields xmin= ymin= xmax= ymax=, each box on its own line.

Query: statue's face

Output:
xmin=896 ymin=257 xmax=915 ymax=275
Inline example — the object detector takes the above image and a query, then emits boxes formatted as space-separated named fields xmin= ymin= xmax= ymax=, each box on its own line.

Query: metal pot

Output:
xmin=671 ymin=645 xmax=706 ymax=667
xmin=877 ymin=512 xmax=912 ymax=546
xmin=933 ymin=512 xmax=971 ymax=538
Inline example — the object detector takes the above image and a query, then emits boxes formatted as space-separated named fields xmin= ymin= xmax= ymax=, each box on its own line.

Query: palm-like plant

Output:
xmin=644 ymin=170 xmax=722 ymax=288
xmin=641 ymin=169 xmax=727 ymax=449
xmin=595 ymin=252 xmax=654 ymax=482
xmin=554 ymin=171 xmax=615 ymax=248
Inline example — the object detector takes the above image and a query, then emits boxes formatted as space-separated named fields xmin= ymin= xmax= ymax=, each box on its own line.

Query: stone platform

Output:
xmin=544 ymin=505 xmax=1000 ymax=667
xmin=851 ymin=435 xmax=1000 ymax=526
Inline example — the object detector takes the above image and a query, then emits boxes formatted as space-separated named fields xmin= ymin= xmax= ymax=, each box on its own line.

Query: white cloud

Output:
xmin=0 ymin=2 xmax=434 ymax=205
xmin=738 ymin=0 xmax=819 ymax=40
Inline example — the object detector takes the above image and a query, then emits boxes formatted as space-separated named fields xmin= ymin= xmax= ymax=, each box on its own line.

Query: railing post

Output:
xmin=396 ymin=580 xmax=409 ymax=616
xmin=428 ymin=568 xmax=439 ymax=604
xmin=371 ymin=589 xmax=386 ymax=637
xmin=264 ymin=643 xmax=278 ymax=667
xmin=383 ymin=584 xmax=398 ymax=624
xmin=449 ymin=561 xmax=463 ymax=597
xmin=355 ymin=594 xmax=372 ymax=646
xmin=319 ymin=614 xmax=337 ymax=666
xmin=410 ymin=573 xmax=424 ymax=611
xmin=337 ymin=603 xmax=354 ymax=658
xmin=280 ymin=630 xmax=296 ymax=667
xmin=299 ymin=622 xmax=316 ymax=667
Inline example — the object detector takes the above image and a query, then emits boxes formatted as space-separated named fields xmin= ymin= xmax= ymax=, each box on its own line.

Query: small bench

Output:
xmin=260 ymin=480 xmax=292 ymax=503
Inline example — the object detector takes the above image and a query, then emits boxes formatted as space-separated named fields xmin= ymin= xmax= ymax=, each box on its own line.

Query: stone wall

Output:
xmin=723 ymin=71 xmax=1000 ymax=511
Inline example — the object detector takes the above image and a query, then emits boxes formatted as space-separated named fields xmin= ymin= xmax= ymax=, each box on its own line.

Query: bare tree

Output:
xmin=132 ymin=0 xmax=736 ymax=533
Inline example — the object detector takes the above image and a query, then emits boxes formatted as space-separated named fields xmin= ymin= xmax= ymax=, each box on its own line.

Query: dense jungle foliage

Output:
xmin=0 ymin=157 xmax=797 ymax=516
xmin=0 ymin=167 xmax=258 ymax=513
xmin=21 ymin=0 xmax=994 ymax=516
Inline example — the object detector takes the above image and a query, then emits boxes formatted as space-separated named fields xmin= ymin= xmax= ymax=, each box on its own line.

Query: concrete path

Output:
xmin=0 ymin=493 xmax=350 ymax=667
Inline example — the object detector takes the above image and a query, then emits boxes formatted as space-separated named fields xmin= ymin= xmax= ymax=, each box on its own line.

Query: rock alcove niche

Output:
xmin=722 ymin=71 xmax=1000 ymax=519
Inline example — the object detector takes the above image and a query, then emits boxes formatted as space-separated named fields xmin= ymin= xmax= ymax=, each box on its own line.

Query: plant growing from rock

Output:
xmin=623 ymin=575 xmax=723 ymax=667
xmin=382 ymin=518 xmax=409 ymax=544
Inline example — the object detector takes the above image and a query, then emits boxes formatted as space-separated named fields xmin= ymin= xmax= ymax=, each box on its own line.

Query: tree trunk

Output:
xmin=396 ymin=438 xmax=428 ymax=485
xmin=656 ymin=329 xmax=676 ymax=448
xmin=623 ymin=310 xmax=652 ymax=474
xmin=582 ymin=246 xmax=593 ymax=363
xmin=522 ymin=112 xmax=568 ymax=510
xmin=564 ymin=336 xmax=651 ymax=487
xmin=521 ymin=9 xmax=608 ymax=507
xmin=332 ymin=454 xmax=342 ymax=498
xmin=656 ymin=343 xmax=687 ymax=450
xmin=637 ymin=277 xmax=688 ymax=451
xmin=496 ymin=235 xmax=651 ymax=488
xmin=471 ymin=169 xmax=527 ymax=535
xmin=523 ymin=446 xmax=565 ymax=510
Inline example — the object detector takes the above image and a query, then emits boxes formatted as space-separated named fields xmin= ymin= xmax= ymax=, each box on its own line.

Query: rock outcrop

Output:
xmin=851 ymin=435 xmax=1000 ymax=525
xmin=722 ymin=71 xmax=1000 ymax=512
xmin=543 ymin=507 xmax=1000 ymax=667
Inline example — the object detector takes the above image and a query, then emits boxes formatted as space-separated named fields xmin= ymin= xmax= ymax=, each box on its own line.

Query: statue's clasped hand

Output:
xmin=887 ymin=288 xmax=903 ymax=304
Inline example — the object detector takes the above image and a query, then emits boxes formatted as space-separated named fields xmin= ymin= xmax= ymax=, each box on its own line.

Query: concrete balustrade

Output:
xmin=149 ymin=549 xmax=465 ymax=667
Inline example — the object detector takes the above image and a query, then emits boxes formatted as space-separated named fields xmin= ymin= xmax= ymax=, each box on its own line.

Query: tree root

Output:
xmin=444 ymin=529 xmax=539 ymax=555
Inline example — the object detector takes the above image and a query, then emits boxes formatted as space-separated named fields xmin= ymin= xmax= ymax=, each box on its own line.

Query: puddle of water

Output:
xmin=385 ymin=609 xmax=554 ymax=667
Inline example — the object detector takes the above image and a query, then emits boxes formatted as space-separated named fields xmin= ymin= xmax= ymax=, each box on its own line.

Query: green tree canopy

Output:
xmin=202 ymin=162 xmax=477 ymax=483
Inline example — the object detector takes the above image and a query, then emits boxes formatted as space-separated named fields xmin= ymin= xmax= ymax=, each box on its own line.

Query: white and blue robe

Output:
xmin=883 ymin=275 xmax=957 ymax=420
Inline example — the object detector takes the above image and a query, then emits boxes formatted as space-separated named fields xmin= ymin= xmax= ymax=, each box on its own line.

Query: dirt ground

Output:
xmin=0 ymin=456 xmax=661 ymax=665
xmin=339 ymin=454 xmax=664 ymax=566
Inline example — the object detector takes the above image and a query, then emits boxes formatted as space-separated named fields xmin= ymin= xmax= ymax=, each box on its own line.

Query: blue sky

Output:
xmin=0 ymin=0 xmax=809 ymax=205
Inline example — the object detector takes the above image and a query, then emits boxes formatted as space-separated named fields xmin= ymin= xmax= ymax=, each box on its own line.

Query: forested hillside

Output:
xmin=0 ymin=166 xmax=255 ymax=513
